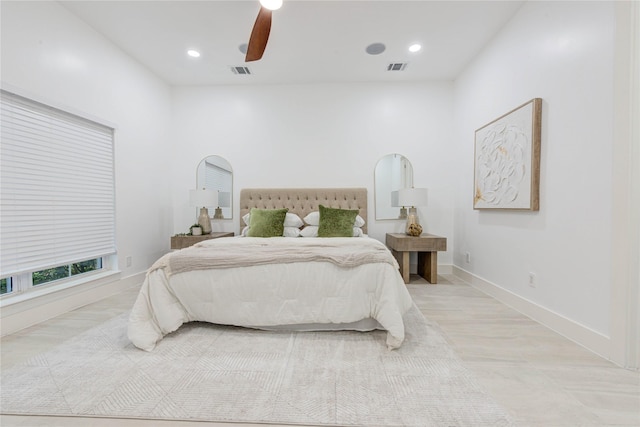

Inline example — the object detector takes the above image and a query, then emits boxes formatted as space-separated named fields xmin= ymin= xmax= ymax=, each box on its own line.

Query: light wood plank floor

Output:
xmin=1 ymin=274 xmax=638 ymax=426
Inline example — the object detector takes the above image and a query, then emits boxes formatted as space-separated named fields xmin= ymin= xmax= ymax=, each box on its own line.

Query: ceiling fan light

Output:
xmin=259 ymin=0 xmax=282 ymax=11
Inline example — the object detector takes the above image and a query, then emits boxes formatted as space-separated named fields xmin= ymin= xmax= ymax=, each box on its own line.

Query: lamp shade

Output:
xmin=393 ymin=188 xmax=428 ymax=207
xmin=189 ymin=189 xmax=217 ymax=207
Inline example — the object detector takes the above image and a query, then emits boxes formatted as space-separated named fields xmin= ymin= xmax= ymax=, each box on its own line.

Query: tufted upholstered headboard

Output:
xmin=240 ymin=188 xmax=368 ymax=234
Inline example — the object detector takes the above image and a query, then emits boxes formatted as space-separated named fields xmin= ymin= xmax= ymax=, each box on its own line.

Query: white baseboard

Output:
xmin=452 ymin=266 xmax=613 ymax=363
xmin=0 ymin=272 xmax=144 ymax=337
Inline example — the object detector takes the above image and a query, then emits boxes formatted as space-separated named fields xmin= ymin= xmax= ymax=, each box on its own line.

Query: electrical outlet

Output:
xmin=126 ymin=256 xmax=132 ymax=267
xmin=528 ymin=272 xmax=536 ymax=287
xmin=465 ymin=252 xmax=471 ymax=263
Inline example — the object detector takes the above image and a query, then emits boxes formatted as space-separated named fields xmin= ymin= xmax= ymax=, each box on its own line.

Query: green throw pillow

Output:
xmin=317 ymin=205 xmax=359 ymax=237
xmin=247 ymin=208 xmax=288 ymax=237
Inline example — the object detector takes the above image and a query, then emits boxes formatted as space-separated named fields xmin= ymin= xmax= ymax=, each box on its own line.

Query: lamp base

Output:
xmin=399 ymin=207 xmax=407 ymax=219
xmin=405 ymin=207 xmax=423 ymax=236
xmin=198 ymin=207 xmax=212 ymax=234
xmin=213 ymin=207 xmax=224 ymax=220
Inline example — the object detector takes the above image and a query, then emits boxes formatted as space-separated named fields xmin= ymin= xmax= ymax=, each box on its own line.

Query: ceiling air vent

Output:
xmin=231 ymin=66 xmax=252 ymax=75
xmin=387 ymin=63 xmax=408 ymax=71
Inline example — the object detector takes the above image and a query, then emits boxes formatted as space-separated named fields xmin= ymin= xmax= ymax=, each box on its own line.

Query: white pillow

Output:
xmin=303 ymin=211 xmax=365 ymax=227
xmin=303 ymin=211 xmax=320 ymax=225
xmin=283 ymin=226 xmax=301 ymax=237
xmin=299 ymin=225 xmax=319 ymax=237
xmin=243 ymin=211 xmax=304 ymax=228
xmin=285 ymin=213 xmax=304 ymax=227
xmin=299 ymin=226 xmax=363 ymax=237
xmin=242 ymin=225 xmax=301 ymax=237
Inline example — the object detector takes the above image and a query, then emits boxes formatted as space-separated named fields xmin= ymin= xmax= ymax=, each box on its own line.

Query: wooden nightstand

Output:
xmin=170 ymin=232 xmax=234 ymax=250
xmin=385 ymin=233 xmax=447 ymax=284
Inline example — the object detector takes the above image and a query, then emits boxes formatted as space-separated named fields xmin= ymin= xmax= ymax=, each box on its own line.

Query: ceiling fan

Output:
xmin=245 ymin=0 xmax=283 ymax=62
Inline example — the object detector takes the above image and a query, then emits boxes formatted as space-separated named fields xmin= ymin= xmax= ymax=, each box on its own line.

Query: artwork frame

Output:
xmin=473 ymin=98 xmax=542 ymax=210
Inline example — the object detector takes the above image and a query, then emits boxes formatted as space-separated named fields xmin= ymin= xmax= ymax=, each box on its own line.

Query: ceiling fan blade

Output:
xmin=245 ymin=7 xmax=272 ymax=62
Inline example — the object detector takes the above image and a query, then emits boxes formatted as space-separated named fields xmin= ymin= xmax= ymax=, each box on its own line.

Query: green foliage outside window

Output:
xmin=32 ymin=266 xmax=69 ymax=286
xmin=72 ymin=259 xmax=100 ymax=275
xmin=32 ymin=259 xmax=101 ymax=286
xmin=1 ymin=278 xmax=9 ymax=294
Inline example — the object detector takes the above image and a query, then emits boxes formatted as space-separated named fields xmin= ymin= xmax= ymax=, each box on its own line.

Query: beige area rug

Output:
xmin=1 ymin=305 xmax=515 ymax=426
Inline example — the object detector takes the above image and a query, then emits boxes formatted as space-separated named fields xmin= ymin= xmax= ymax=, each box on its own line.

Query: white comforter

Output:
xmin=128 ymin=237 xmax=413 ymax=351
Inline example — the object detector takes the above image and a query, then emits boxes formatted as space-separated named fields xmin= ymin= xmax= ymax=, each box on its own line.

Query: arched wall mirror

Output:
xmin=374 ymin=153 xmax=413 ymax=220
xmin=196 ymin=155 xmax=233 ymax=219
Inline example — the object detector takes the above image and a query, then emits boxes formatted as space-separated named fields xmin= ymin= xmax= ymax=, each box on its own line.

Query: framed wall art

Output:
xmin=473 ymin=98 xmax=542 ymax=210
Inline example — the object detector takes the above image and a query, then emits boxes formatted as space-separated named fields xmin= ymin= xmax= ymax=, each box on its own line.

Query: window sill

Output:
xmin=0 ymin=270 xmax=121 ymax=308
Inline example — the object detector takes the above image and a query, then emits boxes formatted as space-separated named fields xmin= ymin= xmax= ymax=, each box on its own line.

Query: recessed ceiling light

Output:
xmin=187 ymin=49 xmax=201 ymax=58
xmin=260 ymin=0 xmax=283 ymax=11
xmin=408 ymin=44 xmax=422 ymax=53
xmin=365 ymin=43 xmax=386 ymax=55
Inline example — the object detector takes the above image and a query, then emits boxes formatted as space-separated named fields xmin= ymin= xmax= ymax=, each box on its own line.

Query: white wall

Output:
xmin=170 ymin=82 xmax=455 ymax=263
xmin=1 ymin=1 xmax=174 ymax=278
xmin=453 ymin=1 xmax=616 ymax=343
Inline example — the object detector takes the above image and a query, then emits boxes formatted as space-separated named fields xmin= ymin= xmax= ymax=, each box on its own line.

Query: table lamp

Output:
xmin=189 ymin=188 xmax=217 ymax=234
xmin=393 ymin=188 xmax=428 ymax=236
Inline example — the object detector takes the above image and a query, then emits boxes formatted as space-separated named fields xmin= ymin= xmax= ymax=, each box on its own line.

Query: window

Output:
xmin=1 ymin=278 xmax=12 ymax=295
xmin=0 ymin=90 xmax=116 ymax=297
xmin=32 ymin=258 xmax=103 ymax=286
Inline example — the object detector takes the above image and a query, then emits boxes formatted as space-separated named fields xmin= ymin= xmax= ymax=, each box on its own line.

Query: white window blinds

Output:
xmin=0 ymin=90 xmax=116 ymax=277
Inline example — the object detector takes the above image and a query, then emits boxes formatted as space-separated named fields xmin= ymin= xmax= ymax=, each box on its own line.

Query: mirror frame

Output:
xmin=374 ymin=153 xmax=413 ymax=220
xmin=196 ymin=155 xmax=233 ymax=219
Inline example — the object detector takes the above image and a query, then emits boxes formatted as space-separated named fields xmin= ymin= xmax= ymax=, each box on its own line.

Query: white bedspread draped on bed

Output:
xmin=128 ymin=237 xmax=413 ymax=351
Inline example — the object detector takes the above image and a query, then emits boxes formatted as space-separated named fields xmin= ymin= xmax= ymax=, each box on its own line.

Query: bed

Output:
xmin=128 ymin=188 xmax=413 ymax=351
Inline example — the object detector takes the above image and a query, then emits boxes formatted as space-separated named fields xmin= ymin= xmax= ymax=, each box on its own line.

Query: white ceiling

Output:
xmin=59 ymin=0 xmax=524 ymax=86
